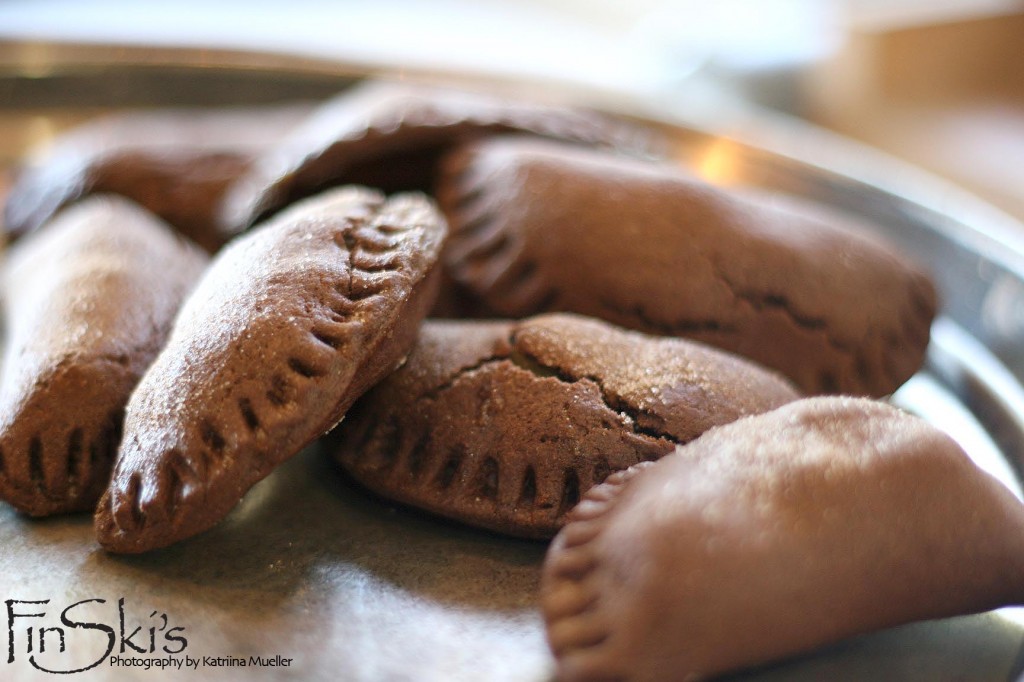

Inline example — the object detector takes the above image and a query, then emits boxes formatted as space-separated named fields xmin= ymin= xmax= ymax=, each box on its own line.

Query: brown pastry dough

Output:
xmin=3 ymin=104 xmax=311 ymax=252
xmin=220 ymin=79 xmax=662 ymax=233
xmin=95 ymin=185 xmax=446 ymax=553
xmin=541 ymin=397 xmax=1024 ymax=682
xmin=331 ymin=313 xmax=798 ymax=538
xmin=0 ymin=196 xmax=209 ymax=516
xmin=436 ymin=137 xmax=938 ymax=397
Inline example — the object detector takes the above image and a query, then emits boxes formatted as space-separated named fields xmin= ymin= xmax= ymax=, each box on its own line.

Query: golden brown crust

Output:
xmin=541 ymin=397 xmax=1024 ymax=681
xmin=95 ymin=186 xmax=446 ymax=553
xmin=436 ymin=136 xmax=938 ymax=397
xmin=331 ymin=314 xmax=799 ymax=538
xmin=0 ymin=196 xmax=209 ymax=515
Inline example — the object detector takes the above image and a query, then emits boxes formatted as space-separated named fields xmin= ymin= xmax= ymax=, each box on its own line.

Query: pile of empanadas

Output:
xmin=2 ymin=78 xmax=1020 ymax=681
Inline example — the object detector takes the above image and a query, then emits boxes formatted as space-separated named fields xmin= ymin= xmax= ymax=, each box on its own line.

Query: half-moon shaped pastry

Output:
xmin=541 ymin=397 xmax=1024 ymax=682
xmin=0 ymin=196 xmax=209 ymax=515
xmin=436 ymin=137 xmax=938 ymax=397
xmin=95 ymin=185 xmax=446 ymax=553
xmin=331 ymin=313 xmax=798 ymax=538
xmin=3 ymin=104 xmax=311 ymax=252
xmin=220 ymin=79 xmax=662 ymax=233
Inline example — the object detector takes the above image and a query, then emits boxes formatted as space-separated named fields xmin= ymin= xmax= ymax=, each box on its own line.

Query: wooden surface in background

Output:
xmin=808 ymin=9 xmax=1024 ymax=221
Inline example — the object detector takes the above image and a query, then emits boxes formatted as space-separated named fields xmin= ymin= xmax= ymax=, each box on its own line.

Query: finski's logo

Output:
xmin=5 ymin=598 xmax=187 ymax=674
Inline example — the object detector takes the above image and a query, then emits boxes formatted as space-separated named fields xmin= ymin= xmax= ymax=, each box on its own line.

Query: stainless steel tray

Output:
xmin=1 ymin=41 xmax=1022 ymax=682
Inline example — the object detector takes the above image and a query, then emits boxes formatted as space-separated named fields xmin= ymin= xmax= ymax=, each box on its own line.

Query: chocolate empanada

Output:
xmin=541 ymin=397 xmax=1024 ymax=681
xmin=331 ymin=313 xmax=798 ymax=538
xmin=0 ymin=196 xmax=209 ymax=515
xmin=437 ymin=137 xmax=938 ymax=397
xmin=3 ymin=104 xmax=311 ymax=252
xmin=220 ymin=79 xmax=661 ymax=233
xmin=95 ymin=185 xmax=446 ymax=553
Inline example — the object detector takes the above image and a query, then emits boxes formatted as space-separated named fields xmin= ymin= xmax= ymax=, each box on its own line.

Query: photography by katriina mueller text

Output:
xmin=5 ymin=598 xmax=292 ymax=675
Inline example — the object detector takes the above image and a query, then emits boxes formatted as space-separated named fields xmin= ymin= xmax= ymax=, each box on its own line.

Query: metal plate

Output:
xmin=1 ymin=41 xmax=1022 ymax=682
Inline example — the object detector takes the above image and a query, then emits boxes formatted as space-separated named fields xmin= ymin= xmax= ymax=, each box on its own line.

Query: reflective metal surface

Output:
xmin=0 ymin=41 xmax=1022 ymax=682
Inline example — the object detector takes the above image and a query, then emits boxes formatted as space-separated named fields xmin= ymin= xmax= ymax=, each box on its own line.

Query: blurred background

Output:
xmin=0 ymin=0 xmax=1022 ymax=218
xmin=1 ymin=4 xmax=1024 ymax=680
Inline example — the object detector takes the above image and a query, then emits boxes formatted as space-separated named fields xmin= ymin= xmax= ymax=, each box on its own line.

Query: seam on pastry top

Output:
xmin=692 ymin=252 xmax=929 ymax=392
xmin=710 ymin=263 xmax=853 ymax=351
xmin=417 ymin=331 xmax=678 ymax=447
xmin=505 ymin=344 xmax=678 ymax=446
xmin=597 ymin=274 xmax=908 ymax=394
xmin=588 ymin=258 xmax=857 ymax=356
xmin=417 ymin=351 xmax=510 ymax=403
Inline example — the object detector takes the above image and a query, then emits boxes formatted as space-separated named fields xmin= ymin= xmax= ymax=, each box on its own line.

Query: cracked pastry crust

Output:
xmin=0 ymin=196 xmax=209 ymax=516
xmin=540 ymin=397 xmax=1024 ymax=682
xmin=2 ymin=104 xmax=312 ymax=252
xmin=219 ymin=78 xmax=663 ymax=234
xmin=330 ymin=313 xmax=799 ymax=538
xmin=94 ymin=186 xmax=446 ymax=553
xmin=436 ymin=136 xmax=938 ymax=397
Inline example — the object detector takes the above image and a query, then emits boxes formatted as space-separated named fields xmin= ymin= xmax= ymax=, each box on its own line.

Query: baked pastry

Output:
xmin=436 ymin=136 xmax=938 ymax=397
xmin=0 ymin=196 xmax=209 ymax=516
xmin=541 ymin=397 xmax=1024 ymax=682
xmin=3 ymin=104 xmax=311 ymax=252
xmin=220 ymin=79 xmax=662 ymax=233
xmin=331 ymin=313 xmax=799 ymax=538
xmin=95 ymin=185 xmax=446 ymax=553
